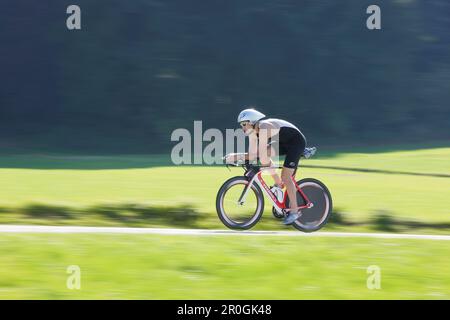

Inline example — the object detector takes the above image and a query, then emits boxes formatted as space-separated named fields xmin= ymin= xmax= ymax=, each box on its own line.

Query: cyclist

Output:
xmin=225 ymin=108 xmax=307 ymax=225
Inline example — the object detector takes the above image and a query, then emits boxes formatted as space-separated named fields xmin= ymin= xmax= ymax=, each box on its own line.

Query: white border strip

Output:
xmin=0 ymin=225 xmax=449 ymax=240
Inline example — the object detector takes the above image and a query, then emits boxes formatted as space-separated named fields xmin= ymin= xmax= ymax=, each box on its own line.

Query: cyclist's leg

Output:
xmin=281 ymin=166 xmax=297 ymax=209
xmin=281 ymin=138 xmax=305 ymax=211
xmin=280 ymin=148 xmax=303 ymax=224
xmin=266 ymin=141 xmax=284 ymax=187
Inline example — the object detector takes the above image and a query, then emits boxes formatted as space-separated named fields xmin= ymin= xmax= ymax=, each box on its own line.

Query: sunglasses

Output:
xmin=240 ymin=121 xmax=250 ymax=127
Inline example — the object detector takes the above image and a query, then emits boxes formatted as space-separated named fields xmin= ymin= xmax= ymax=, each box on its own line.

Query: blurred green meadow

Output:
xmin=0 ymin=146 xmax=449 ymax=299
xmin=0 ymin=146 xmax=449 ymax=234
xmin=0 ymin=233 xmax=449 ymax=299
xmin=2 ymin=0 xmax=450 ymax=300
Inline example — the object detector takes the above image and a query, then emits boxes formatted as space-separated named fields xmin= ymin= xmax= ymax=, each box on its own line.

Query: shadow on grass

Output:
xmin=16 ymin=203 xmax=206 ymax=228
xmin=89 ymin=203 xmax=205 ymax=227
xmin=327 ymin=208 xmax=450 ymax=233
xmin=21 ymin=204 xmax=75 ymax=220
xmin=0 ymin=154 xmax=172 ymax=170
xmin=3 ymin=204 xmax=450 ymax=233
xmin=0 ymin=207 xmax=11 ymax=214
xmin=327 ymin=209 xmax=360 ymax=227
xmin=302 ymin=164 xmax=450 ymax=179
xmin=370 ymin=210 xmax=450 ymax=232
xmin=0 ymin=141 xmax=449 ymax=169
xmin=313 ymin=141 xmax=450 ymax=158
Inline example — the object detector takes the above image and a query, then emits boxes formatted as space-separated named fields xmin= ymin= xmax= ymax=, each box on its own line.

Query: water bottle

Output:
xmin=270 ymin=186 xmax=284 ymax=203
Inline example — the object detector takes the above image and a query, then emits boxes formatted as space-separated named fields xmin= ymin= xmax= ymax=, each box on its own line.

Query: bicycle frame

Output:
xmin=238 ymin=167 xmax=313 ymax=213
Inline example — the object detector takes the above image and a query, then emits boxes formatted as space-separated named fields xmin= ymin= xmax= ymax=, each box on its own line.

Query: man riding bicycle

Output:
xmin=225 ymin=108 xmax=307 ymax=225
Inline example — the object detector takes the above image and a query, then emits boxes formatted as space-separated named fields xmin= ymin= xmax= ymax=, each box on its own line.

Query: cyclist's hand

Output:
xmin=223 ymin=153 xmax=246 ymax=165
xmin=223 ymin=153 xmax=236 ymax=164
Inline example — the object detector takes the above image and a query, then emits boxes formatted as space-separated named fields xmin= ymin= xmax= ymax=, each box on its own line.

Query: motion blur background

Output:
xmin=1 ymin=0 xmax=449 ymax=153
xmin=0 ymin=0 xmax=449 ymax=299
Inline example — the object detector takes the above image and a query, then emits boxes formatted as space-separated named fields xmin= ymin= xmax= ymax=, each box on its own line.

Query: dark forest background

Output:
xmin=0 ymin=0 xmax=449 ymax=153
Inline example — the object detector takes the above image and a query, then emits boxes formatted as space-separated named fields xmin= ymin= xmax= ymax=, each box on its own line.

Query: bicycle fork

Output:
xmin=237 ymin=172 xmax=259 ymax=205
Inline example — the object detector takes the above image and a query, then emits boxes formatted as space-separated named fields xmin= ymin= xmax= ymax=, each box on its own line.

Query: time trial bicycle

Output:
xmin=215 ymin=147 xmax=332 ymax=232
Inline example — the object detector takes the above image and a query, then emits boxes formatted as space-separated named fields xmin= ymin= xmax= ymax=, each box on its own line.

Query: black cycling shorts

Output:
xmin=269 ymin=127 xmax=306 ymax=169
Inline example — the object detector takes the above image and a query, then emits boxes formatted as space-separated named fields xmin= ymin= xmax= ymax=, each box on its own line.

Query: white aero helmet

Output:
xmin=237 ymin=108 xmax=266 ymax=125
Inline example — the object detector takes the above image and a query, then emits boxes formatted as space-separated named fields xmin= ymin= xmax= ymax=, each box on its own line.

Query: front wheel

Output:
xmin=286 ymin=178 xmax=333 ymax=232
xmin=216 ymin=176 xmax=264 ymax=230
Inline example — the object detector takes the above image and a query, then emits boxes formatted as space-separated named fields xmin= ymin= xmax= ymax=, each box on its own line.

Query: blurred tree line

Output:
xmin=0 ymin=0 xmax=449 ymax=153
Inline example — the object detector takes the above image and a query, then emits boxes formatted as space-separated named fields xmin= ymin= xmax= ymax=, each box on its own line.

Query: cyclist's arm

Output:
xmin=247 ymin=133 xmax=258 ymax=162
xmin=257 ymin=127 xmax=272 ymax=166
xmin=224 ymin=133 xmax=258 ymax=163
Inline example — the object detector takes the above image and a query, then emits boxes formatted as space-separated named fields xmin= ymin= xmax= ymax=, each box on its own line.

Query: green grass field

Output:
xmin=0 ymin=146 xmax=449 ymax=233
xmin=0 ymin=233 xmax=448 ymax=299
xmin=0 ymin=146 xmax=449 ymax=299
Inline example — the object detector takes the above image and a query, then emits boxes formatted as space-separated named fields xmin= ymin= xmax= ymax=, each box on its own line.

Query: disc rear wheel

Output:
xmin=285 ymin=178 xmax=332 ymax=232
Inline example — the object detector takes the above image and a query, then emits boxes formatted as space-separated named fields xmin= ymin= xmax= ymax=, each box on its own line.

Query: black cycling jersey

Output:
xmin=258 ymin=119 xmax=306 ymax=169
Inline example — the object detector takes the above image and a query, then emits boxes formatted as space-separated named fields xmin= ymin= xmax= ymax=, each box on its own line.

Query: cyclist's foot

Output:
xmin=283 ymin=211 xmax=301 ymax=225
